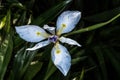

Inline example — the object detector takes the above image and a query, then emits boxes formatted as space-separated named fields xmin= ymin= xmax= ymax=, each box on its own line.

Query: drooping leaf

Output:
xmin=0 ymin=10 xmax=12 ymax=80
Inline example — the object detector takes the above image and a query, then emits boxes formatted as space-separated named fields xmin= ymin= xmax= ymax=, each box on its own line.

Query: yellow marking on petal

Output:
xmin=56 ymin=49 xmax=61 ymax=54
xmin=36 ymin=32 xmax=41 ymax=36
xmin=55 ymin=42 xmax=59 ymax=48
xmin=36 ymin=31 xmax=50 ymax=38
xmin=54 ymin=42 xmax=61 ymax=54
xmin=42 ymin=33 xmax=49 ymax=37
xmin=57 ymin=23 xmax=67 ymax=36
xmin=62 ymin=24 xmax=66 ymax=28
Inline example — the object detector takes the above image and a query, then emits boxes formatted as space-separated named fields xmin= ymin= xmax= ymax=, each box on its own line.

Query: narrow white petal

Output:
xmin=59 ymin=37 xmax=81 ymax=47
xmin=15 ymin=25 xmax=49 ymax=42
xmin=43 ymin=25 xmax=55 ymax=34
xmin=56 ymin=11 xmax=81 ymax=35
xmin=51 ymin=43 xmax=71 ymax=76
xmin=26 ymin=40 xmax=50 ymax=50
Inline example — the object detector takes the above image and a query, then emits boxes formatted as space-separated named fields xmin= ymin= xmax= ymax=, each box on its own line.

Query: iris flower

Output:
xmin=15 ymin=11 xmax=81 ymax=76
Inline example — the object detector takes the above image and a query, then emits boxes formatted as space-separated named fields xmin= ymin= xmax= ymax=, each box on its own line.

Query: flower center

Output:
xmin=48 ymin=35 xmax=58 ymax=43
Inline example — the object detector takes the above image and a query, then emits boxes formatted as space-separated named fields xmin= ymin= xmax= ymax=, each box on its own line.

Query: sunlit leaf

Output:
xmin=0 ymin=16 xmax=6 ymax=29
xmin=0 ymin=10 xmax=12 ymax=80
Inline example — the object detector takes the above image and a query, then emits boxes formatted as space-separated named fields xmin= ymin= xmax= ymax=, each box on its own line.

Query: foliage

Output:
xmin=0 ymin=0 xmax=120 ymax=80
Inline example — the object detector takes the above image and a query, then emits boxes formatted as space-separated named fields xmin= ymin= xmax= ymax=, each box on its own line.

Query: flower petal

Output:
xmin=56 ymin=11 xmax=81 ymax=35
xmin=15 ymin=25 xmax=49 ymax=42
xmin=43 ymin=25 xmax=55 ymax=34
xmin=59 ymin=37 xmax=81 ymax=47
xmin=26 ymin=40 xmax=50 ymax=50
xmin=51 ymin=43 xmax=71 ymax=76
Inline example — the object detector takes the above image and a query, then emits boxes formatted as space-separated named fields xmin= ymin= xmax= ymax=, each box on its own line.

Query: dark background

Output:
xmin=0 ymin=0 xmax=120 ymax=80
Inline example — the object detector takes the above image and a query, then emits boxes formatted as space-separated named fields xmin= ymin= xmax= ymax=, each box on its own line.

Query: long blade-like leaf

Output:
xmin=0 ymin=10 xmax=12 ymax=80
xmin=65 ymin=13 xmax=120 ymax=36
xmin=31 ymin=0 xmax=72 ymax=25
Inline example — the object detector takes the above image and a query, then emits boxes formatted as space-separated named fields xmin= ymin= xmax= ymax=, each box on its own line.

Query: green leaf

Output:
xmin=0 ymin=16 xmax=6 ymax=29
xmin=0 ymin=34 xmax=13 ymax=80
xmin=84 ymin=7 xmax=120 ymax=22
xmin=93 ymin=46 xmax=108 ymax=80
xmin=23 ymin=61 xmax=43 ymax=80
xmin=17 ymin=11 xmax=27 ymax=25
xmin=0 ymin=10 xmax=12 ymax=80
xmin=31 ymin=0 xmax=72 ymax=25
xmin=103 ymin=47 xmax=120 ymax=78
xmin=43 ymin=59 xmax=56 ymax=80
xmin=9 ymin=47 xmax=37 ymax=80
xmin=65 ymin=13 xmax=120 ymax=36
xmin=5 ymin=10 xmax=11 ymax=33
xmin=72 ymin=56 xmax=87 ymax=65
xmin=79 ymin=68 xmax=85 ymax=80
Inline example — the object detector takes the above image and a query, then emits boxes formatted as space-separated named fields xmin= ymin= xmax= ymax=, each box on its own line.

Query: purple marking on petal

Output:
xmin=48 ymin=35 xmax=58 ymax=43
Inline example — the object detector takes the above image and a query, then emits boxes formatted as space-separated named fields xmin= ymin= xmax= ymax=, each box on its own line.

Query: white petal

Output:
xmin=51 ymin=43 xmax=71 ymax=76
xmin=26 ymin=40 xmax=50 ymax=50
xmin=56 ymin=11 xmax=81 ymax=35
xmin=15 ymin=25 xmax=49 ymax=42
xmin=59 ymin=37 xmax=81 ymax=47
xmin=43 ymin=25 xmax=55 ymax=34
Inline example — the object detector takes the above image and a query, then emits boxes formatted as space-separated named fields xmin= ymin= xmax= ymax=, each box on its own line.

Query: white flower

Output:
xmin=15 ymin=11 xmax=81 ymax=76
